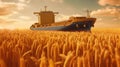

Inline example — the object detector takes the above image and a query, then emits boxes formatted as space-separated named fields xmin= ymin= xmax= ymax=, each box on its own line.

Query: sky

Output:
xmin=0 ymin=0 xmax=120 ymax=29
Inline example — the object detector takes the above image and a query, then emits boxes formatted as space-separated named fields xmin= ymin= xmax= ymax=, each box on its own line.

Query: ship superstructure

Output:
xmin=30 ymin=6 xmax=96 ymax=31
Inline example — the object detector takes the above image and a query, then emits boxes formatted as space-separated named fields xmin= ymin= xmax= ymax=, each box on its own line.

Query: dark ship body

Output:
xmin=30 ymin=6 xmax=96 ymax=31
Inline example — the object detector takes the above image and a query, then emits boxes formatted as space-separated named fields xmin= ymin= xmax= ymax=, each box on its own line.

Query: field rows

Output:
xmin=0 ymin=30 xmax=120 ymax=67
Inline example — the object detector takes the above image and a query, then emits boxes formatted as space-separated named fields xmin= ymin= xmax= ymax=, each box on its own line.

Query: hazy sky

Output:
xmin=0 ymin=0 xmax=120 ymax=29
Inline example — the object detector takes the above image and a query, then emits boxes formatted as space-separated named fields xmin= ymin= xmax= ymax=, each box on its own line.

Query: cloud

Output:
xmin=42 ymin=0 xmax=63 ymax=3
xmin=51 ymin=0 xmax=63 ymax=3
xmin=0 ymin=0 xmax=32 ymax=15
xmin=16 ymin=2 xmax=27 ymax=10
xmin=91 ymin=7 xmax=120 ymax=19
xmin=0 ymin=2 xmax=18 ymax=16
xmin=0 ymin=0 xmax=29 ymax=16
xmin=19 ymin=15 xmax=30 ymax=20
xmin=91 ymin=7 xmax=120 ymax=28
xmin=0 ymin=18 xmax=15 ymax=24
xmin=98 ymin=0 xmax=120 ymax=6
xmin=0 ymin=0 xmax=31 ymax=25
xmin=19 ymin=0 xmax=31 ymax=3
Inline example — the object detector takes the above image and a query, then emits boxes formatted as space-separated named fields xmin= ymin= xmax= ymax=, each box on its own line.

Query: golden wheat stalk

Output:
xmin=77 ymin=57 xmax=83 ymax=67
xmin=63 ymin=51 xmax=74 ymax=67
xmin=115 ymin=47 xmax=120 ymax=67
xmin=39 ymin=51 xmax=48 ymax=67
xmin=48 ymin=59 xmax=55 ymax=67
xmin=20 ymin=57 xmax=25 ymax=67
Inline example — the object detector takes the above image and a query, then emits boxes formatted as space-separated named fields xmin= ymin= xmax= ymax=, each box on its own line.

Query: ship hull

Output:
xmin=30 ymin=21 xmax=94 ymax=31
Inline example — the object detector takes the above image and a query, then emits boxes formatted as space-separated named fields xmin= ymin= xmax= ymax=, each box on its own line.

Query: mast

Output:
xmin=86 ymin=10 xmax=91 ymax=18
xmin=44 ymin=6 xmax=47 ymax=11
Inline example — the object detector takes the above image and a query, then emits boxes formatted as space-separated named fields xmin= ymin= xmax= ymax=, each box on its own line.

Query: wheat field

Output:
xmin=0 ymin=29 xmax=120 ymax=67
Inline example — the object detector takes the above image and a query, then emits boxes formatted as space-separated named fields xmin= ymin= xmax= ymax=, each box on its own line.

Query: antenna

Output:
xmin=86 ymin=10 xmax=91 ymax=18
xmin=44 ymin=6 xmax=47 ymax=11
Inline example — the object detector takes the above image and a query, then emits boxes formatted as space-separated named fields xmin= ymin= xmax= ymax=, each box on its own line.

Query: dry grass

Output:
xmin=0 ymin=29 xmax=120 ymax=67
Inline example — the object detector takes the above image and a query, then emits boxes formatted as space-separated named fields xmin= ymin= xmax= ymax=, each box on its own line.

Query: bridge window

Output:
xmin=76 ymin=24 xmax=79 ymax=28
xmin=83 ymin=24 xmax=86 ymax=27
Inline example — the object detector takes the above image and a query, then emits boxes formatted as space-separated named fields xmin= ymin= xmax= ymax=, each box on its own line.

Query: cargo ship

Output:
xmin=30 ymin=6 xmax=96 ymax=31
